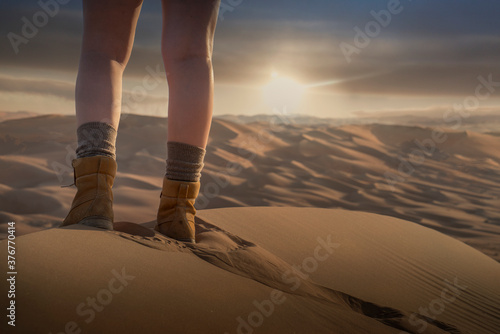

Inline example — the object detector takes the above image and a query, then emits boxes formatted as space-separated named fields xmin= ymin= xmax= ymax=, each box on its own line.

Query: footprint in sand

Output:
xmin=108 ymin=218 xmax=463 ymax=334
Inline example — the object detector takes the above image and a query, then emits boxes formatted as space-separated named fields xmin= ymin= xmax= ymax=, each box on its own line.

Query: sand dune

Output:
xmin=1 ymin=113 xmax=499 ymax=263
xmin=1 ymin=207 xmax=498 ymax=333
xmin=0 ymin=111 xmax=38 ymax=123
xmin=1 ymin=113 xmax=500 ymax=333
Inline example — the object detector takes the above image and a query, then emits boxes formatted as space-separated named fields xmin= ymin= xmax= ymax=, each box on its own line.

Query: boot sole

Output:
xmin=78 ymin=217 xmax=113 ymax=230
xmin=154 ymin=225 xmax=195 ymax=243
xmin=178 ymin=238 xmax=196 ymax=244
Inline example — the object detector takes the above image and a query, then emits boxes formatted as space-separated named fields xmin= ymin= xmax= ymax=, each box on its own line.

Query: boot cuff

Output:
xmin=161 ymin=177 xmax=200 ymax=199
xmin=72 ymin=155 xmax=117 ymax=178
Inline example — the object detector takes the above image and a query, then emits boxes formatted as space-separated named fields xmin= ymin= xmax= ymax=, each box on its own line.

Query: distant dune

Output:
xmin=0 ymin=110 xmax=38 ymax=123
xmin=0 ymin=113 xmax=499 ymax=263
xmin=217 ymin=109 xmax=500 ymax=133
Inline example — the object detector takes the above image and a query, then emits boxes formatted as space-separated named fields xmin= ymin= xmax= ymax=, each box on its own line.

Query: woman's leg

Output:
xmin=155 ymin=0 xmax=220 ymax=242
xmin=76 ymin=0 xmax=144 ymax=129
xmin=62 ymin=0 xmax=144 ymax=230
xmin=161 ymin=0 xmax=220 ymax=149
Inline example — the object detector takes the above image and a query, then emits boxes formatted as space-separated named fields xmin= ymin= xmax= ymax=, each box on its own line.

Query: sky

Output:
xmin=1 ymin=0 xmax=500 ymax=119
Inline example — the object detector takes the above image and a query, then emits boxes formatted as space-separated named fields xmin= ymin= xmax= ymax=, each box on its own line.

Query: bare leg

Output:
xmin=76 ymin=0 xmax=144 ymax=129
xmin=161 ymin=0 xmax=220 ymax=149
xmin=65 ymin=0 xmax=144 ymax=230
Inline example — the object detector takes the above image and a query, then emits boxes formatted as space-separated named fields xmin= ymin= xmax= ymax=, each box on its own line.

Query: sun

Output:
xmin=262 ymin=72 xmax=305 ymax=109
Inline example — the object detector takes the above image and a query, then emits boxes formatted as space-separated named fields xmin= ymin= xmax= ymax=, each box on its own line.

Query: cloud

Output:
xmin=0 ymin=75 xmax=168 ymax=105
xmin=1 ymin=3 xmax=500 ymax=100
xmin=0 ymin=75 xmax=74 ymax=99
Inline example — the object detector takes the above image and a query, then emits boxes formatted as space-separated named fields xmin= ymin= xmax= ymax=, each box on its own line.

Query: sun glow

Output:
xmin=262 ymin=72 xmax=305 ymax=109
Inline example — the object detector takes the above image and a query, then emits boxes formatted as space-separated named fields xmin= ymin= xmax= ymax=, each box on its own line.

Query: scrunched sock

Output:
xmin=166 ymin=141 xmax=206 ymax=182
xmin=76 ymin=122 xmax=117 ymax=159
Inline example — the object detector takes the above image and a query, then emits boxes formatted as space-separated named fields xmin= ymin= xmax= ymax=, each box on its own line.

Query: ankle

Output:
xmin=76 ymin=122 xmax=117 ymax=159
xmin=165 ymin=141 xmax=206 ymax=182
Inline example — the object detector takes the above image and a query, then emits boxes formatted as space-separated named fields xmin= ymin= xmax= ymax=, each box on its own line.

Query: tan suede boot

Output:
xmin=155 ymin=177 xmax=200 ymax=243
xmin=60 ymin=155 xmax=117 ymax=230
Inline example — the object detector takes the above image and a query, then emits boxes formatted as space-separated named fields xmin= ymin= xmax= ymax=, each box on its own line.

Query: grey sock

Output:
xmin=76 ymin=122 xmax=117 ymax=159
xmin=166 ymin=141 xmax=206 ymax=182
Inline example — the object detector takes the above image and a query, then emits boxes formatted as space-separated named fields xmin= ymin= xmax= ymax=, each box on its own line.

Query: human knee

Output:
xmin=162 ymin=52 xmax=212 ymax=73
xmin=80 ymin=49 xmax=129 ymax=70
xmin=161 ymin=42 xmax=212 ymax=72
xmin=81 ymin=27 xmax=134 ymax=68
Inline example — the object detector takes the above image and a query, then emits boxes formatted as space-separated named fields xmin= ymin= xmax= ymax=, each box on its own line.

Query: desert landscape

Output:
xmin=1 ymin=111 xmax=500 ymax=333
xmin=3 ymin=0 xmax=500 ymax=332
xmin=1 ymin=111 xmax=499 ymax=261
